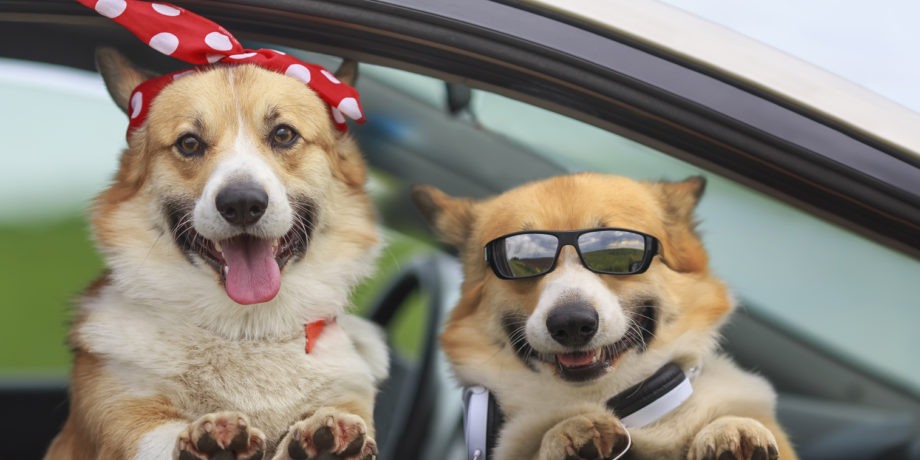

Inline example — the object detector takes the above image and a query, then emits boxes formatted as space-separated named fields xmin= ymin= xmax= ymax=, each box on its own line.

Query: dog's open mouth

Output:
xmin=167 ymin=200 xmax=315 ymax=305
xmin=519 ymin=303 xmax=657 ymax=383
xmin=552 ymin=331 xmax=642 ymax=382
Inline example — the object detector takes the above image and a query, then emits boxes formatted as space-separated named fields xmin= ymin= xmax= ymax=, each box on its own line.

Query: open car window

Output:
xmin=2 ymin=3 xmax=920 ymax=457
xmin=3 ymin=44 xmax=920 ymax=399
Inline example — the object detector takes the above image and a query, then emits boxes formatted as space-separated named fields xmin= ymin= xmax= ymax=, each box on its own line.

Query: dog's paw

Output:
xmin=687 ymin=416 xmax=779 ymax=460
xmin=281 ymin=407 xmax=376 ymax=460
xmin=176 ymin=411 xmax=265 ymax=460
xmin=538 ymin=411 xmax=628 ymax=460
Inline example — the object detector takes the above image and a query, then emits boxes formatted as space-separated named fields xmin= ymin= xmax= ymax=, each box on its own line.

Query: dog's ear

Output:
xmin=95 ymin=47 xmax=157 ymax=115
xmin=650 ymin=176 xmax=709 ymax=273
xmin=411 ymin=185 xmax=475 ymax=247
xmin=334 ymin=59 xmax=359 ymax=87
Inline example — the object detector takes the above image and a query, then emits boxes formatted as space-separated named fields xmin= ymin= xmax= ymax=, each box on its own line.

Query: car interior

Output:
xmin=2 ymin=2 xmax=920 ymax=460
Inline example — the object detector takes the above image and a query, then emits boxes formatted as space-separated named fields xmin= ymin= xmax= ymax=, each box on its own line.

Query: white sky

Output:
xmin=660 ymin=0 xmax=920 ymax=115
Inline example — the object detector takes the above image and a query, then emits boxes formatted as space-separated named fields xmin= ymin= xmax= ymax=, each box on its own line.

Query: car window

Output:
xmin=4 ymin=51 xmax=920 ymax=397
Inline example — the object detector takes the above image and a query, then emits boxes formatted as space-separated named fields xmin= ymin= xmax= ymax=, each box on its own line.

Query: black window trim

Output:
xmin=491 ymin=0 xmax=920 ymax=170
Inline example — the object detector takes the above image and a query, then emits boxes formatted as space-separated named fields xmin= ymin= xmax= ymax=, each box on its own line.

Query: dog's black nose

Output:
xmin=216 ymin=183 xmax=268 ymax=226
xmin=546 ymin=301 xmax=598 ymax=347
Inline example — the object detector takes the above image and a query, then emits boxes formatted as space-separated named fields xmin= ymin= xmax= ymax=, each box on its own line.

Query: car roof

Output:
xmin=528 ymin=0 xmax=920 ymax=159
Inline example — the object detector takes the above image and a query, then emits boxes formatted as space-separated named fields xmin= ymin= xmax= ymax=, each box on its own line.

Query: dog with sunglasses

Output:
xmin=412 ymin=173 xmax=796 ymax=460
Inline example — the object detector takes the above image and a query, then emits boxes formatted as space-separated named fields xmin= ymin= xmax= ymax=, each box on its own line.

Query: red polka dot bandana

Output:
xmin=76 ymin=0 xmax=366 ymax=135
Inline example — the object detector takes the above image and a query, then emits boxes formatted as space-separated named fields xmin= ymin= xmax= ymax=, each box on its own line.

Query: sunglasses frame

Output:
xmin=483 ymin=228 xmax=660 ymax=280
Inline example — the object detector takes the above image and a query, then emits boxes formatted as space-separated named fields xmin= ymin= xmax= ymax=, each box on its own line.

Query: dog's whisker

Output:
xmin=629 ymin=324 xmax=648 ymax=350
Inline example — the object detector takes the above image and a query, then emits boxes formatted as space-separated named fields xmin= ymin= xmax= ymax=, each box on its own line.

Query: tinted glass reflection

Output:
xmin=501 ymin=233 xmax=559 ymax=277
xmin=578 ymin=230 xmax=647 ymax=273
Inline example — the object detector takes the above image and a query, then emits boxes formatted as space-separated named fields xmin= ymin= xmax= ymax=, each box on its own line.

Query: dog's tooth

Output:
xmin=215 ymin=241 xmax=223 ymax=254
xmin=223 ymin=265 xmax=229 ymax=276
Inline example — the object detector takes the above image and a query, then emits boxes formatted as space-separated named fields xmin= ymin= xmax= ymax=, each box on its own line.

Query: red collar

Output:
xmin=304 ymin=317 xmax=334 ymax=354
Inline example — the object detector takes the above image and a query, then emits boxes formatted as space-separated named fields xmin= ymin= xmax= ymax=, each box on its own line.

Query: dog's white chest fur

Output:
xmin=77 ymin=289 xmax=381 ymax=442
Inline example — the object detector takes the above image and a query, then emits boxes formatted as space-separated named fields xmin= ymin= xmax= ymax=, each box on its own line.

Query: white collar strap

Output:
xmin=606 ymin=362 xmax=697 ymax=428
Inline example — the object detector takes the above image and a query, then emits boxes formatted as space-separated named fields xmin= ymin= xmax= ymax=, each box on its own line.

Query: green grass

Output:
xmin=350 ymin=233 xmax=431 ymax=362
xmin=582 ymin=249 xmax=645 ymax=273
xmin=0 ymin=217 xmax=430 ymax=374
xmin=508 ymin=257 xmax=553 ymax=276
xmin=0 ymin=215 xmax=103 ymax=374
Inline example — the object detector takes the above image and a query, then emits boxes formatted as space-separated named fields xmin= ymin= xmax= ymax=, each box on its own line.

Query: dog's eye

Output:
xmin=175 ymin=134 xmax=205 ymax=157
xmin=270 ymin=125 xmax=299 ymax=148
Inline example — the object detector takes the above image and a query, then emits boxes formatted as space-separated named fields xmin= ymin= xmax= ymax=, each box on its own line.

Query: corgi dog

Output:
xmin=412 ymin=173 xmax=797 ymax=460
xmin=45 ymin=49 xmax=387 ymax=460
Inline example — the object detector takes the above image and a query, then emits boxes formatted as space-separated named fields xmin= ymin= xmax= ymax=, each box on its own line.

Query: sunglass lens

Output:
xmin=497 ymin=233 xmax=559 ymax=278
xmin=577 ymin=230 xmax=648 ymax=274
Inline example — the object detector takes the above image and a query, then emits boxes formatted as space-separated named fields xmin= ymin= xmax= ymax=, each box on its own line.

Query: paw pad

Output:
xmin=177 ymin=412 xmax=265 ymax=460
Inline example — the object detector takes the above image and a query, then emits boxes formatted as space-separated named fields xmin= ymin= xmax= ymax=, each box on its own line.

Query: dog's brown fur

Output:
xmin=45 ymin=50 xmax=387 ymax=460
xmin=413 ymin=173 xmax=796 ymax=460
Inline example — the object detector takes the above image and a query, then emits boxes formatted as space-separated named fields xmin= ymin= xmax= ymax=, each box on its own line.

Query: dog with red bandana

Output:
xmin=45 ymin=2 xmax=386 ymax=459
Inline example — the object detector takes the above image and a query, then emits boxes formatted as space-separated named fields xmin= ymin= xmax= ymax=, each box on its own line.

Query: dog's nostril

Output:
xmin=546 ymin=301 xmax=598 ymax=347
xmin=216 ymin=183 xmax=269 ymax=227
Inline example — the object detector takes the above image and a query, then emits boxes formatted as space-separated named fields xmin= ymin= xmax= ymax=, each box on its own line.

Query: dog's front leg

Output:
xmin=537 ymin=409 xmax=629 ymax=460
xmin=271 ymin=406 xmax=377 ymax=460
xmin=686 ymin=415 xmax=795 ymax=460
xmin=174 ymin=411 xmax=267 ymax=460
xmin=46 ymin=399 xmax=265 ymax=460
xmin=493 ymin=405 xmax=628 ymax=460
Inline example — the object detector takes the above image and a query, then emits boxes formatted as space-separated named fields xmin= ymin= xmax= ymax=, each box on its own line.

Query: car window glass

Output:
xmin=5 ymin=55 xmax=920 ymax=396
xmin=362 ymin=64 xmax=447 ymax=111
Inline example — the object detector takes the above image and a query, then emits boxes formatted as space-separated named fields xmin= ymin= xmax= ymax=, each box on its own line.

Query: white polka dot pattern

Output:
xmin=129 ymin=91 xmax=143 ymax=119
xmin=330 ymin=107 xmax=346 ymax=124
xmin=151 ymin=3 xmax=180 ymax=16
xmin=285 ymin=64 xmax=312 ymax=83
xmin=337 ymin=97 xmax=362 ymax=120
xmin=321 ymin=69 xmax=341 ymax=84
xmin=149 ymin=32 xmax=179 ymax=55
xmin=204 ymin=32 xmax=233 ymax=51
xmin=94 ymin=0 xmax=126 ymax=18
xmin=172 ymin=70 xmax=195 ymax=80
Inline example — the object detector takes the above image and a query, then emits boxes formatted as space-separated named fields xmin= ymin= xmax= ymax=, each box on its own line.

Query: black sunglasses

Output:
xmin=484 ymin=228 xmax=660 ymax=279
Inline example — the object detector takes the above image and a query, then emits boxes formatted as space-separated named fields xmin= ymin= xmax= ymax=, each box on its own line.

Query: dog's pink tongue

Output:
xmin=556 ymin=351 xmax=594 ymax=367
xmin=220 ymin=236 xmax=280 ymax=305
